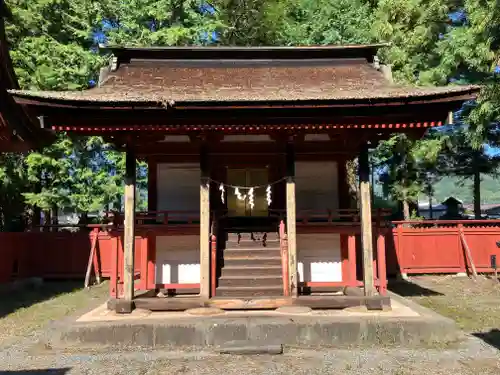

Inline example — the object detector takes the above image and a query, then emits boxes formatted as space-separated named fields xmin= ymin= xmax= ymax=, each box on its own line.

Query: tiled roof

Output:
xmin=9 ymin=55 xmax=479 ymax=105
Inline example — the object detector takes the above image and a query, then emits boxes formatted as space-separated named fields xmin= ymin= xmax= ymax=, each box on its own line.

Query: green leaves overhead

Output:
xmin=273 ymin=0 xmax=374 ymax=45
xmin=102 ymin=0 xmax=223 ymax=46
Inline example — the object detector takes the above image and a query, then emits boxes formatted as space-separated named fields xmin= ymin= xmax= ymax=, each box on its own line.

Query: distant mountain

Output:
xmin=421 ymin=174 xmax=500 ymax=205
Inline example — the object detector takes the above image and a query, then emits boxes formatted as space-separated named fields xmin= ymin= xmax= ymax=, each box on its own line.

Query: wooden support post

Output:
xmin=84 ymin=228 xmax=99 ymax=288
xmin=359 ymin=144 xmax=375 ymax=296
xmin=200 ymin=144 xmax=211 ymax=300
xmin=286 ymin=142 xmax=298 ymax=297
xmin=117 ymin=146 xmax=136 ymax=313
xmin=459 ymin=224 xmax=478 ymax=280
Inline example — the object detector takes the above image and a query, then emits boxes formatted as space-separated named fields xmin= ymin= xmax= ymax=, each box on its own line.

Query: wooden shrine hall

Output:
xmin=8 ymin=44 xmax=478 ymax=312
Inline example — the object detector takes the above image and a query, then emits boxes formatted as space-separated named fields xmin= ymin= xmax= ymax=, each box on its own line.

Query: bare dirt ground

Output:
xmin=0 ymin=277 xmax=499 ymax=375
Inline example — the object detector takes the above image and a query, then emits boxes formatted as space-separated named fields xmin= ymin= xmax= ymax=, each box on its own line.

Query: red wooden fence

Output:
xmin=0 ymin=230 xmax=142 ymax=284
xmin=1 ymin=220 xmax=500 ymax=285
xmin=387 ymin=220 xmax=500 ymax=276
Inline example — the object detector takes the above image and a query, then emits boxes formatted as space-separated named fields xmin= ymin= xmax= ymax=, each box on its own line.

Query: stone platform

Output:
xmin=43 ymin=293 xmax=461 ymax=350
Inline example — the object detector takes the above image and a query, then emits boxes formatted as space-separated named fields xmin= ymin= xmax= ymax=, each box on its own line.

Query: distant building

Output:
xmin=418 ymin=197 xmax=465 ymax=220
xmin=462 ymin=203 xmax=500 ymax=219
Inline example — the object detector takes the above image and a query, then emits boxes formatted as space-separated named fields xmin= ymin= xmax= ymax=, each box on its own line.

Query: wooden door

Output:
xmin=226 ymin=168 xmax=268 ymax=216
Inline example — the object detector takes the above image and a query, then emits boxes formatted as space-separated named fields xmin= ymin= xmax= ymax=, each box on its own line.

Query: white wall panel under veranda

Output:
xmin=155 ymin=235 xmax=200 ymax=284
xmin=297 ymin=234 xmax=342 ymax=282
xmin=295 ymin=161 xmax=341 ymax=282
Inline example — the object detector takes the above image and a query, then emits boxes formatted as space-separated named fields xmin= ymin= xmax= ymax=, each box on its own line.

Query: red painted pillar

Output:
xmin=140 ymin=235 xmax=148 ymax=290
xmin=348 ymin=234 xmax=357 ymax=286
xmin=211 ymin=234 xmax=217 ymax=297
xmin=147 ymin=232 xmax=156 ymax=290
xmin=110 ymin=235 xmax=119 ymax=299
xmin=377 ymin=233 xmax=387 ymax=295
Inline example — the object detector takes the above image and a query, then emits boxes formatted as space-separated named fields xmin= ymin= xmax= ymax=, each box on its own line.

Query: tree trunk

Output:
xmin=51 ymin=205 xmax=59 ymax=232
xmin=429 ymin=194 xmax=433 ymax=220
xmin=79 ymin=212 xmax=90 ymax=231
xmin=473 ymin=169 xmax=481 ymax=219
xmin=43 ymin=210 xmax=51 ymax=232
xmin=402 ymin=200 xmax=411 ymax=221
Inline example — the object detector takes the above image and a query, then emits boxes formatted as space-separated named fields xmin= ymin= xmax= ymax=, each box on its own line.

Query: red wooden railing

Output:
xmin=269 ymin=208 xmax=392 ymax=225
xmin=211 ymin=234 xmax=217 ymax=297
xmin=279 ymin=220 xmax=290 ymax=297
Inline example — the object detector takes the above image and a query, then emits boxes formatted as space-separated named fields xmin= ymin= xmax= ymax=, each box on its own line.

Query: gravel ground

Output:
xmin=0 ymin=277 xmax=499 ymax=374
xmin=0 ymin=334 xmax=499 ymax=374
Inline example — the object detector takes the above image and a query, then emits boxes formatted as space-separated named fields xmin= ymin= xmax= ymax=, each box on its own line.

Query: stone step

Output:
xmin=221 ymin=265 xmax=283 ymax=277
xmin=223 ymin=248 xmax=281 ymax=258
xmin=215 ymin=285 xmax=284 ymax=298
xmin=225 ymin=240 xmax=280 ymax=249
xmin=223 ymin=256 xmax=282 ymax=267
xmin=218 ymin=275 xmax=284 ymax=288
xmin=227 ymin=232 xmax=280 ymax=242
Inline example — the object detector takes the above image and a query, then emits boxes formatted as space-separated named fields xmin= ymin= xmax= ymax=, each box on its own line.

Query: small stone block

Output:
xmin=115 ymin=300 xmax=135 ymax=314
xmin=343 ymin=286 xmax=364 ymax=296
xmin=186 ymin=307 xmax=225 ymax=316
xmin=365 ymin=298 xmax=384 ymax=311
xmin=275 ymin=306 xmax=312 ymax=314
xmin=454 ymin=272 xmax=468 ymax=277
xmin=218 ymin=341 xmax=283 ymax=355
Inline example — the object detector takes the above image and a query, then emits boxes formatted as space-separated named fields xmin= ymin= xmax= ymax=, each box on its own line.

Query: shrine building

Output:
xmin=7 ymin=44 xmax=478 ymax=312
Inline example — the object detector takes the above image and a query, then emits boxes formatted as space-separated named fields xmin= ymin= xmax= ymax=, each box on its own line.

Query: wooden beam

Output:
xmin=358 ymin=143 xmax=375 ymax=296
xmin=286 ymin=141 xmax=298 ymax=297
xmin=199 ymin=143 xmax=211 ymax=299
xmin=119 ymin=146 xmax=136 ymax=313
xmin=132 ymin=295 xmax=390 ymax=311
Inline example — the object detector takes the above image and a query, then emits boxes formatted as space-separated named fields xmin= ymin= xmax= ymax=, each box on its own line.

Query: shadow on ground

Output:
xmin=474 ymin=329 xmax=500 ymax=350
xmin=0 ymin=280 xmax=82 ymax=319
xmin=0 ymin=371 xmax=71 ymax=375
xmin=388 ymin=279 xmax=444 ymax=297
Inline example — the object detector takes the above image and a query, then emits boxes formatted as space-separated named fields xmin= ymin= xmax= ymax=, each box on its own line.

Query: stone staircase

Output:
xmin=216 ymin=232 xmax=284 ymax=298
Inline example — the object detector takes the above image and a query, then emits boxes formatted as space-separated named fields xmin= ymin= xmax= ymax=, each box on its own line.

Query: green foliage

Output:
xmin=270 ymin=0 xmax=374 ymax=45
xmin=6 ymin=0 xmax=104 ymax=90
xmin=0 ymin=154 xmax=29 ymax=230
xmin=373 ymin=0 xmax=449 ymax=84
xmin=374 ymin=134 xmax=446 ymax=204
xmin=102 ymin=0 xmax=223 ymax=46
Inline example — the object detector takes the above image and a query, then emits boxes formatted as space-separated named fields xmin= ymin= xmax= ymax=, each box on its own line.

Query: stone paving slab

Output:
xmin=42 ymin=293 xmax=461 ymax=350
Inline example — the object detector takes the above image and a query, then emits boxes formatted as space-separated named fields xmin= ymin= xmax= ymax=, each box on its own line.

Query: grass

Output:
xmin=402 ymin=275 xmax=500 ymax=351
xmin=0 ymin=280 xmax=108 ymax=345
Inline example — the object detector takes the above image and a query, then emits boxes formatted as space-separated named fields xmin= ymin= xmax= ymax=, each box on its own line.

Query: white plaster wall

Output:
xmin=295 ymin=161 xmax=339 ymax=211
xmin=157 ymin=163 xmax=200 ymax=219
xmin=155 ymin=235 xmax=200 ymax=284
xmin=297 ymin=234 xmax=342 ymax=282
